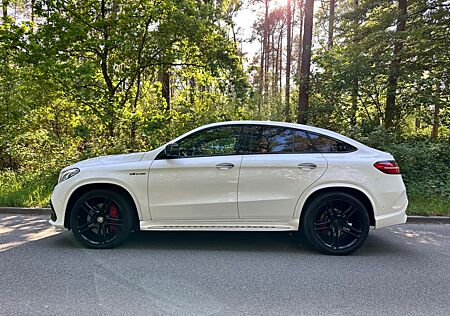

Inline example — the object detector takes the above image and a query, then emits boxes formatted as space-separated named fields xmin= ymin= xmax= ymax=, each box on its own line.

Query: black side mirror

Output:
xmin=165 ymin=143 xmax=180 ymax=158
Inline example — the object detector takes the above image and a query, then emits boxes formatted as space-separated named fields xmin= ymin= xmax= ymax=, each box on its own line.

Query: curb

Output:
xmin=406 ymin=215 xmax=450 ymax=224
xmin=0 ymin=207 xmax=51 ymax=216
xmin=0 ymin=207 xmax=449 ymax=224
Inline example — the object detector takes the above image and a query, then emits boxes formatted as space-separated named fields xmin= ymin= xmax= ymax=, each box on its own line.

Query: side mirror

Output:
xmin=165 ymin=143 xmax=180 ymax=158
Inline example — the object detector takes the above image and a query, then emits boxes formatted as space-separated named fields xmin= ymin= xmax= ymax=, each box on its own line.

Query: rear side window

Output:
xmin=242 ymin=126 xmax=315 ymax=154
xmin=308 ymin=132 xmax=356 ymax=153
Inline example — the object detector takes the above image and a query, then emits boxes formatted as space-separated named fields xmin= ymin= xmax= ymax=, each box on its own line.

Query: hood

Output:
xmin=69 ymin=152 xmax=146 ymax=169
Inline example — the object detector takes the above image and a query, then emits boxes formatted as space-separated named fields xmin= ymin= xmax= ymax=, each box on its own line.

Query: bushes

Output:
xmin=385 ymin=140 xmax=450 ymax=199
xmin=0 ymin=169 xmax=57 ymax=207
xmin=0 ymin=133 xmax=448 ymax=215
xmin=350 ymin=127 xmax=450 ymax=213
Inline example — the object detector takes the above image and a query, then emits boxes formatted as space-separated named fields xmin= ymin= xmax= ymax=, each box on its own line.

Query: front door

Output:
xmin=149 ymin=125 xmax=243 ymax=220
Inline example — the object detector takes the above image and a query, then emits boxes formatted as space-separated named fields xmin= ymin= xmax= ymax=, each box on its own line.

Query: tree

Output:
xmin=297 ymin=0 xmax=314 ymax=123
xmin=284 ymin=0 xmax=292 ymax=121
xmin=31 ymin=0 xmax=242 ymax=139
xmin=385 ymin=0 xmax=407 ymax=130
xmin=328 ymin=0 xmax=335 ymax=49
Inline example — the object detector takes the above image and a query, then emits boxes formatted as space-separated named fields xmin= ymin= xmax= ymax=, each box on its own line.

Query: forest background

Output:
xmin=0 ymin=0 xmax=449 ymax=215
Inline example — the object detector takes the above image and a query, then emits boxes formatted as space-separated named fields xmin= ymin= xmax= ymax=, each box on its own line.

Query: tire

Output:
xmin=302 ymin=192 xmax=370 ymax=255
xmin=70 ymin=189 xmax=136 ymax=249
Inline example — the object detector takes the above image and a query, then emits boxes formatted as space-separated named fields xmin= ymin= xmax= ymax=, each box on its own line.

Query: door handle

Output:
xmin=216 ymin=163 xmax=235 ymax=170
xmin=297 ymin=163 xmax=317 ymax=170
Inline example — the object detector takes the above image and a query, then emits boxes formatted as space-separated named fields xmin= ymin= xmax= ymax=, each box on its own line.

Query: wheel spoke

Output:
xmin=331 ymin=228 xmax=339 ymax=249
xmin=78 ymin=219 xmax=96 ymax=233
xmin=98 ymin=224 xmax=106 ymax=244
xmin=342 ymin=205 xmax=356 ymax=220
xmin=324 ymin=202 xmax=336 ymax=219
xmin=105 ymin=220 xmax=123 ymax=227
xmin=343 ymin=224 xmax=362 ymax=239
xmin=102 ymin=198 xmax=113 ymax=212
xmin=83 ymin=201 xmax=99 ymax=216
xmin=314 ymin=220 xmax=331 ymax=231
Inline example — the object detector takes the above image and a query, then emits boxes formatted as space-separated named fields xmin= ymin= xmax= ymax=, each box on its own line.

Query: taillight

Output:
xmin=373 ymin=160 xmax=401 ymax=174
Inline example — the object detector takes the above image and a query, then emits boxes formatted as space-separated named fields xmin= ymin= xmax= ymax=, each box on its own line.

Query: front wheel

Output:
xmin=302 ymin=192 xmax=370 ymax=255
xmin=70 ymin=189 xmax=135 ymax=248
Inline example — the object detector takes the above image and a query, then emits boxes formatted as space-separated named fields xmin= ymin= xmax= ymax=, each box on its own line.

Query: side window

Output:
xmin=293 ymin=130 xmax=315 ymax=153
xmin=244 ymin=126 xmax=293 ymax=153
xmin=243 ymin=126 xmax=314 ymax=154
xmin=308 ymin=132 xmax=356 ymax=153
xmin=176 ymin=125 xmax=241 ymax=157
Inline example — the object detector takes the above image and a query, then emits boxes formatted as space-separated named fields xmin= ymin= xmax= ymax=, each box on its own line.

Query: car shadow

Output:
xmin=0 ymin=214 xmax=421 ymax=257
xmin=52 ymin=228 xmax=410 ymax=257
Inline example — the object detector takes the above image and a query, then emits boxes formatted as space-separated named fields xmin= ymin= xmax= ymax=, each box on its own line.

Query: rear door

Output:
xmin=237 ymin=125 xmax=327 ymax=219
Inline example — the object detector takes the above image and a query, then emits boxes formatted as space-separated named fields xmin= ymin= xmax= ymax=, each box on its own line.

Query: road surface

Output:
xmin=0 ymin=214 xmax=449 ymax=315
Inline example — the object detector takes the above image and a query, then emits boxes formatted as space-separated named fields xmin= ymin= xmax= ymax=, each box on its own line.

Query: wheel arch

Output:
xmin=296 ymin=184 xmax=376 ymax=227
xmin=64 ymin=182 xmax=141 ymax=229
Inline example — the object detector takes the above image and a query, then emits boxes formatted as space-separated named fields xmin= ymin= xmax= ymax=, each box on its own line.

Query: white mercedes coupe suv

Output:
xmin=50 ymin=121 xmax=407 ymax=255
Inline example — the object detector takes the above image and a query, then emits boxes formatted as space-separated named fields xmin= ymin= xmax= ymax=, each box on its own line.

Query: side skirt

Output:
xmin=139 ymin=219 xmax=299 ymax=231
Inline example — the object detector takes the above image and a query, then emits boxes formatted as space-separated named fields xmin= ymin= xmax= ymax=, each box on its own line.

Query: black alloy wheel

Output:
xmin=303 ymin=192 xmax=370 ymax=255
xmin=70 ymin=189 xmax=135 ymax=248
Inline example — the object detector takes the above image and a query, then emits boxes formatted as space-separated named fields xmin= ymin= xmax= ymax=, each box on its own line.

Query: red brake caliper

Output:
xmin=109 ymin=204 xmax=119 ymax=233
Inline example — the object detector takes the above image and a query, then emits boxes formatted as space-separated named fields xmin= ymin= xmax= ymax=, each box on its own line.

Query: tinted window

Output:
xmin=176 ymin=126 xmax=241 ymax=157
xmin=308 ymin=132 xmax=356 ymax=153
xmin=293 ymin=130 xmax=315 ymax=153
xmin=243 ymin=126 xmax=314 ymax=154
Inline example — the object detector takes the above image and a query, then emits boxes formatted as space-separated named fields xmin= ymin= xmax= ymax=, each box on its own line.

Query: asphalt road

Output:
xmin=0 ymin=214 xmax=449 ymax=316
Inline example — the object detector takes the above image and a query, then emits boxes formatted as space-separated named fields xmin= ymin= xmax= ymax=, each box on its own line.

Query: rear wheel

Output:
xmin=70 ymin=189 xmax=135 ymax=248
xmin=302 ymin=192 xmax=370 ymax=255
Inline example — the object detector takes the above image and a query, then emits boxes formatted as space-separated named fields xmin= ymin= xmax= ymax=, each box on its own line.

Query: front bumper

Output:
xmin=48 ymin=182 xmax=69 ymax=229
xmin=50 ymin=200 xmax=57 ymax=222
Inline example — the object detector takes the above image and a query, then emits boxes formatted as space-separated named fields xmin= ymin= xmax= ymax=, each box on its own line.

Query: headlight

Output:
xmin=58 ymin=168 xmax=80 ymax=183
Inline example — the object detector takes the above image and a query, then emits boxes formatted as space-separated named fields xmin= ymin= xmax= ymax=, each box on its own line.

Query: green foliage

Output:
xmin=0 ymin=0 xmax=449 ymax=216
xmin=0 ymin=169 xmax=57 ymax=207
xmin=383 ymin=140 xmax=450 ymax=198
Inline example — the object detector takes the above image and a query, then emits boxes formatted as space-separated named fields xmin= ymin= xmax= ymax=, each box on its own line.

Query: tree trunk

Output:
xmin=350 ymin=77 xmax=358 ymax=125
xmin=275 ymin=32 xmax=280 ymax=96
xmin=2 ymin=0 xmax=8 ymax=20
xmin=189 ymin=77 xmax=196 ymax=106
xmin=259 ymin=0 xmax=270 ymax=111
xmin=159 ymin=66 xmax=170 ymax=111
xmin=350 ymin=0 xmax=360 ymax=124
xmin=31 ymin=0 xmax=35 ymax=23
xmin=284 ymin=0 xmax=292 ymax=121
xmin=415 ymin=105 xmax=421 ymax=129
xmin=297 ymin=0 xmax=314 ymax=124
xmin=271 ymin=30 xmax=276 ymax=96
xmin=385 ymin=0 xmax=407 ymax=130
xmin=264 ymin=11 xmax=270 ymax=101
xmin=259 ymin=39 xmax=264 ymax=111
xmin=297 ymin=0 xmax=304 ymax=79
xmin=431 ymin=103 xmax=439 ymax=139
xmin=279 ymin=27 xmax=283 ymax=103
xmin=431 ymin=81 xmax=441 ymax=139
xmin=328 ymin=0 xmax=335 ymax=50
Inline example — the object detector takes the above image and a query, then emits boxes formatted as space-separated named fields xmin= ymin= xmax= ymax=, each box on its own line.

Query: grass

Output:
xmin=0 ymin=170 xmax=57 ymax=207
xmin=406 ymin=194 xmax=450 ymax=217
xmin=0 ymin=170 xmax=449 ymax=216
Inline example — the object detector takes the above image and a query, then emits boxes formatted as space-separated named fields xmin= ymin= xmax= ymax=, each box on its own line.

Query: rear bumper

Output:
xmin=374 ymin=200 xmax=408 ymax=229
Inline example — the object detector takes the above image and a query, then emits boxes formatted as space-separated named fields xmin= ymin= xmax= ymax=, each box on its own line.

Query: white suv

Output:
xmin=50 ymin=121 xmax=407 ymax=255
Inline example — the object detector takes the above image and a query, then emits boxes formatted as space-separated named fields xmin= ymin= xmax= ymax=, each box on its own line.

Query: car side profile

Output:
xmin=50 ymin=121 xmax=407 ymax=255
